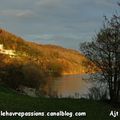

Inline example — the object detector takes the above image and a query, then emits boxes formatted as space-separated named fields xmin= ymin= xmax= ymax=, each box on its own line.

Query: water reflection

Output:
xmin=45 ymin=74 xmax=92 ymax=98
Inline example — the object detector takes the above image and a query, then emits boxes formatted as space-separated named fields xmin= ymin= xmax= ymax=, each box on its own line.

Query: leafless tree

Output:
xmin=80 ymin=10 xmax=120 ymax=103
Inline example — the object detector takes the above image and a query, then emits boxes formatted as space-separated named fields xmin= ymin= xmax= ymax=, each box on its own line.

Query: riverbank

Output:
xmin=0 ymin=85 xmax=119 ymax=120
xmin=62 ymin=71 xmax=96 ymax=76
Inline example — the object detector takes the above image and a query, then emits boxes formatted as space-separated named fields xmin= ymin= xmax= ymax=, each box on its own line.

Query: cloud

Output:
xmin=24 ymin=33 xmax=93 ymax=43
xmin=15 ymin=10 xmax=34 ymax=17
xmin=93 ymin=0 xmax=115 ymax=7
xmin=0 ymin=9 xmax=33 ymax=17
xmin=24 ymin=33 xmax=83 ymax=49
xmin=0 ymin=19 xmax=4 ymax=23
xmin=35 ymin=0 xmax=62 ymax=6
xmin=0 ymin=0 xmax=118 ymax=50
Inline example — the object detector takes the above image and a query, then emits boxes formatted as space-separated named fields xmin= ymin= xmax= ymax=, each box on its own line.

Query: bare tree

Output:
xmin=80 ymin=12 xmax=120 ymax=103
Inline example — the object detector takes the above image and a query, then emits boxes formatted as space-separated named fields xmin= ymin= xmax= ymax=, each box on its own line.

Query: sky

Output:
xmin=0 ymin=0 xmax=119 ymax=50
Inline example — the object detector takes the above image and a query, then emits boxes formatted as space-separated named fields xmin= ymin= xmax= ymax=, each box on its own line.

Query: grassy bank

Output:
xmin=0 ymin=85 xmax=119 ymax=120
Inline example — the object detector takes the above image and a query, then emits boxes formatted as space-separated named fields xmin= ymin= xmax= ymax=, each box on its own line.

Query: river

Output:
xmin=44 ymin=74 xmax=93 ymax=98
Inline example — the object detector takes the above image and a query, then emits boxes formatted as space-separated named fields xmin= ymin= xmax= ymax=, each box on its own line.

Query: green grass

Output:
xmin=0 ymin=85 xmax=119 ymax=120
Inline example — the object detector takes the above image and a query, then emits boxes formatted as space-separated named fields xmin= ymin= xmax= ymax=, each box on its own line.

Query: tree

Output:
xmin=21 ymin=63 xmax=46 ymax=89
xmin=80 ymin=12 xmax=120 ymax=103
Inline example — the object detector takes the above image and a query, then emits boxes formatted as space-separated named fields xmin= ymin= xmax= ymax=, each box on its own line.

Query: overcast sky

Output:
xmin=0 ymin=0 xmax=119 ymax=50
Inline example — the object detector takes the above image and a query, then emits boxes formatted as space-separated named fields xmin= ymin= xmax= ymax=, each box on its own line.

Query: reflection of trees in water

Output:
xmin=87 ymin=81 xmax=109 ymax=100
xmin=43 ymin=75 xmax=91 ymax=98
xmin=42 ymin=77 xmax=58 ymax=97
xmin=43 ymin=74 xmax=109 ymax=99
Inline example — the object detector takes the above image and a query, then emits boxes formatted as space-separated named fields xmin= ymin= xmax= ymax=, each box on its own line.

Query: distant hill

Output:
xmin=0 ymin=28 xmax=93 ymax=75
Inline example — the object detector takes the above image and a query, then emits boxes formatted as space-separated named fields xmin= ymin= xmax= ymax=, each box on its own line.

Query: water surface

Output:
xmin=45 ymin=74 xmax=92 ymax=98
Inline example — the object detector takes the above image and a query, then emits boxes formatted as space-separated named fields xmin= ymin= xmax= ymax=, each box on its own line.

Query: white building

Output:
xmin=0 ymin=44 xmax=15 ymax=57
xmin=0 ymin=44 xmax=3 ymax=50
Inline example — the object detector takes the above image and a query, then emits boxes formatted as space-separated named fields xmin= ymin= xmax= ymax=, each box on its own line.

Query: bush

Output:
xmin=0 ymin=62 xmax=46 ymax=90
xmin=88 ymin=86 xmax=108 ymax=100
xmin=21 ymin=63 xmax=46 ymax=89
xmin=47 ymin=62 xmax=63 ymax=77
xmin=0 ymin=64 xmax=24 ymax=89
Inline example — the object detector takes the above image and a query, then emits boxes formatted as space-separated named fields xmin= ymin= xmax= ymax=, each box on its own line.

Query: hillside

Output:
xmin=0 ymin=29 xmax=92 ymax=75
xmin=0 ymin=29 xmax=97 ymax=95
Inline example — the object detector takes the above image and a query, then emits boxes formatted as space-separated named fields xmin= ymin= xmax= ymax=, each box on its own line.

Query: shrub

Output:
xmin=0 ymin=62 xmax=46 ymax=90
xmin=0 ymin=64 xmax=24 ymax=89
xmin=47 ymin=62 xmax=63 ymax=77
xmin=21 ymin=63 xmax=46 ymax=89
